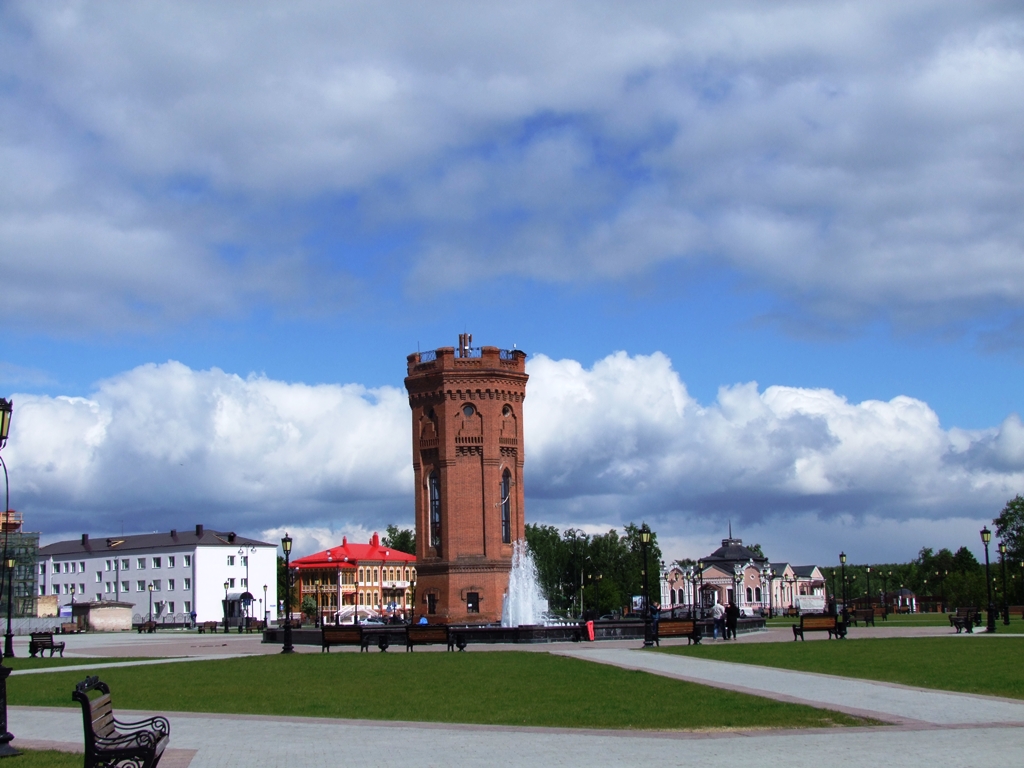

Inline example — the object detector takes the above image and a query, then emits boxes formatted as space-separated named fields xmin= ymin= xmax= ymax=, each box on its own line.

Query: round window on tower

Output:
xmin=463 ymin=405 xmax=475 ymax=418
xmin=502 ymin=405 xmax=512 ymax=417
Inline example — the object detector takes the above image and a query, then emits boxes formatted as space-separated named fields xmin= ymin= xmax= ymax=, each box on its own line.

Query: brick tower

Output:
xmin=405 ymin=334 xmax=528 ymax=624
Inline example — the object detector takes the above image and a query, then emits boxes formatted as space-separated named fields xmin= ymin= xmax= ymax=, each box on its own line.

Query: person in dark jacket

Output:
xmin=726 ymin=601 xmax=740 ymax=640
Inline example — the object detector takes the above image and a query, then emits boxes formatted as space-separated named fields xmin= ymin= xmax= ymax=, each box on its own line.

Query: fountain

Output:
xmin=501 ymin=540 xmax=549 ymax=627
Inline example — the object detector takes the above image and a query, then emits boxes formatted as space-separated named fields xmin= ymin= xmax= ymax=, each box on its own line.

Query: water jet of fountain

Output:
xmin=501 ymin=540 xmax=549 ymax=627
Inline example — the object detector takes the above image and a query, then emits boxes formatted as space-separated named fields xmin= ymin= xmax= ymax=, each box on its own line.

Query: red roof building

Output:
xmin=290 ymin=532 xmax=416 ymax=623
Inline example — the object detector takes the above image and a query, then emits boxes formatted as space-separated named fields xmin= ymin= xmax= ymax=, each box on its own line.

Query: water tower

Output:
xmin=405 ymin=334 xmax=528 ymax=624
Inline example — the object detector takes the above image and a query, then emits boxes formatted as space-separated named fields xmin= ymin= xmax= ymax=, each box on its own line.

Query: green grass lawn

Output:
xmin=4 ymin=749 xmax=80 ymax=767
xmin=658 ymin=636 xmax=1024 ymax=699
xmin=8 ymin=652 xmax=872 ymax=731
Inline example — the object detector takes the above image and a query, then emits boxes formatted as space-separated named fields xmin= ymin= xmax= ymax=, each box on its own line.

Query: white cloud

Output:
xmin=2 ymin=3 xmax=1024 ymax=334
xmin=6 ymin=352 xmax=1023 ymax=561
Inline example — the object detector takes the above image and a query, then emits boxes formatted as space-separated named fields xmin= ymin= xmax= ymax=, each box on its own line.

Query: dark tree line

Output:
xmin=525 ymin=522 xmax=662 ymax=617
xmin=823 ymin=494 xmax=1024 ymax=608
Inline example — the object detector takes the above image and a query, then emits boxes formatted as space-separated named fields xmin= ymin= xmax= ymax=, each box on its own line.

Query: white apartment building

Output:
xmin=37 ymin=524 xmax=278 ymax=625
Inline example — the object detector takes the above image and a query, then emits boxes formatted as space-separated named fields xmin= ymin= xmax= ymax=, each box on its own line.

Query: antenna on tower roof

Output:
xmin=728 ymin=520 xmax=732 ymax=539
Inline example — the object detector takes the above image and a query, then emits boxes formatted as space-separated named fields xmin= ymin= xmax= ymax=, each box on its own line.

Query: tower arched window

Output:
xmin=429 ymin=472 xmax=442 ymax=548
xmin=500 ymin=470 xmax=512 ymax=544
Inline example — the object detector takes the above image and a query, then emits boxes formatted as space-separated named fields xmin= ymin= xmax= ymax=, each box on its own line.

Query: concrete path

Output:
xmin=555 ymin=647 xmax=1024 ymax=726
xmin=10 ymin=706 xmax=1024 ymax=768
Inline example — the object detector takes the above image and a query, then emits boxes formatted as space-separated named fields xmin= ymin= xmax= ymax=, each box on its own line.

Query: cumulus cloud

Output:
xmin=2 ymin=3 xmax=1023 ymax=335
xmin=8 ymin=353 xmax=1024 ymax=560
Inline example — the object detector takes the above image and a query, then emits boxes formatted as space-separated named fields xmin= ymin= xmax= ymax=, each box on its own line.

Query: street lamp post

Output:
xmin=223 ymin=581 xmax=229 ymax=633
xmin=281 ymin=535 xmax=294 ymax=653
xmin=980 ymin=527 xmax=995 ymax=633
xmin=147 ymin=583 xmax=154 ymax=624
xmin=696 ymin=560 xmax=705 ymax=619
xmin=640 ymin=524 xmax=653 ymax=647
xmin=263 ymin=584 xmax=268 ymax=624
xmin=0 ymin=397 xmax=16 ymax=757
xmin=767 ymin=568 xmax=775 ymax=618
xmin=839 ymin=552 xmax=848 ymax=630
xmin=999 ymin=542 xmax=1009 ymax=625
xmin=0 ymin=398 xmax=15 ymax=664
xmin=865 ymin=567 xmax=872 ymax=609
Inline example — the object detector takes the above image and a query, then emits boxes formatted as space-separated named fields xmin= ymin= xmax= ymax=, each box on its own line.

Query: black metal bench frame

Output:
xmin=73 ymin=675 xmax=169 ymax=768
xmin=29 ymin=631 xmax=66 ymax=658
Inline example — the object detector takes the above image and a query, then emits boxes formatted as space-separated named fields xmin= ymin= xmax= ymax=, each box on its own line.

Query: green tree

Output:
xmin=301 ymin=596 xmax=317 ymax=621
xmin=383 ymin=524 xmax=415 ymax=554
xmin=525 ymin=523 xmax=568 ymax=610
xmin=994 ymin=494 xmax=1024 ymax=562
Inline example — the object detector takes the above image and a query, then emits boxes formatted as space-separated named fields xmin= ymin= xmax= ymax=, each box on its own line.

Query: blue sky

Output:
xmin=1 ymin=2 xmax=1023 ymax=563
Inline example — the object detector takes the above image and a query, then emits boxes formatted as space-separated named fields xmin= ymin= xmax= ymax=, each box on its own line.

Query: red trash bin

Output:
xmin=586 ymin=620 xmax=595 ymax=641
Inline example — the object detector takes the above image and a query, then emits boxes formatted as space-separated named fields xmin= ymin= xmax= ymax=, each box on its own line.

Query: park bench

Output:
xmin=61 ymin=622 xmax=81 ymax=634
xmin=792 ymin=614 xmax=843 ymax=641
xmin=786 ymin=607 xmax=799 ymax=618
xmin=197 ymin=621 xmax=219 ymax=634
xmin=1008 ymin=605 xmax=1024 ymax=621
xmin=873 ymin=606 xmax=887 ymax=621
xmin=850 ymin=609 xmax=875 ymax=627
xmin=246 ymin=619 xmax=266 ymax=633
xmin=73 ymin=675 xmax=169 ymax=768
xmin=321 ymin=625 xmax=393 ymax=652
xmin=654 ymin=618 xmax=702 ymax=646
xmin=405 ymin=624 xmax=454 ymax=651
xmin=950 ymin=607 xmax=981 ymax=633
xmin=136 ymin=620 xmax=158 ymax=634
xmin=29 ymin=632 xmax=66 ymax=658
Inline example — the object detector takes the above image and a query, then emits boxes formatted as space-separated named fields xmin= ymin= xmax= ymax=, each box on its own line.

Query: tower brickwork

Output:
xmin=405 ymin=334 xmax=527 ymax=624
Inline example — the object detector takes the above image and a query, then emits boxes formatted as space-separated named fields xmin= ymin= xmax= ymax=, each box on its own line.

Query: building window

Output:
xmin=63 ymin=562 xmax=70 ymax=574
xmin=241 ymin=578 xmax=247 ymax=588
xmin=104 ymin=582 xmax=111 ymax=593
xmin=746 ymin=587 xmax=753 ymax=602
xmin=53 ymin=563 xmax=59 ymax=574
xmin=241 ymin=555 xmax=248 ymax=567
xmin=121 ymin=581 xmax=129 ymax=593
xmin=373 ymin=568 xmax=378 ymax=583
xmin=501 ymin=470 xmax=512 ymax=544
xmin=467 ymin=592 xmax=480 ymax=613
xmin=152 ymin=580 xmax=161 ymax=592
xmin=358 ymin=568 xmax=364 ymax=584
xmin=184 ymin=601 xmax=191 ymax=613
xmin=227 ymin=556 xmax=235 ymax=566
xmin=168 ymin=579 xmax=175 ymax=591
xmin=80 ymin=561 xmax=86 ymax=572
xmin=137 ymin=581 xmax=146 ymax=592
xmin=122 ymin=559 xmax=129 ymax=571
xmin=427 ymin=594 xmax=437 ymax=614
xmin=358 ymin=592 xmax=363 ymax=605
xmin=153 ymin=557 xmax=161 ymax=568
xmin=168 ymin=556 xmax=175 ymax=568
xmin=39 ymin=563 xmax=45 ymax=575
xmin=228 ymin=578 xmax=235 ymax=588
xmin=184 ymin=555 xmax=191 ymax=567
xmin=39 ymin=585 xmax=45 ymax=596
xmin=168 ymin=602 xmax=175 ymax=614
xmin=137 ymin=558 xmax=146 ymax=570
xmin=52 ymin=585 xmax=59 ymax=595
xmin=429 ymin=472 xmax=442 ymax=548
xmin=374 ymin=591 xmax=379 ymax=606
xmin=79 ymin=583 xmax=85 ymax=594
xmin=95 ymin=572 xmax=101 ymax=583
xmin=184 ymin=578 xmax=191 ymax=590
